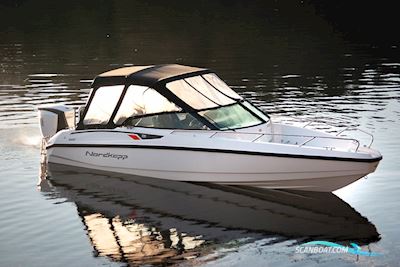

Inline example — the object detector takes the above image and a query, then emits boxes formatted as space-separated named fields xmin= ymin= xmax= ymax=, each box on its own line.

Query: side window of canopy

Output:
xmin=114 ymin=85 xmax=180 ymax=124
xmin=185 ymin=76 xmax=235 ymax=106
xmin=166 ymin=79 xmax=217 ymax=110
xmin=202 ymin=73 xmax=242 ymax=100
xmin=166 ymin=74 xmax=241 ymax=110
xmin=83 ymin=85 xmax=124 ymax=125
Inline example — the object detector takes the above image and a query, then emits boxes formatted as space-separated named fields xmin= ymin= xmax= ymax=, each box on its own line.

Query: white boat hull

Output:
xmin=47 ymin=143 xmax=380 ymax=192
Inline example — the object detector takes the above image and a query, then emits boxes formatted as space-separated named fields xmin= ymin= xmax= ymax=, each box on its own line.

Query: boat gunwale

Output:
xmin=46 ymin=143 xmax=382 ymax=163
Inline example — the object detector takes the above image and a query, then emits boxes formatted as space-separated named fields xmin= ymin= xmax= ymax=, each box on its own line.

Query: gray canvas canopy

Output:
xmin=78 ymin=64 xmax=268 ymax=130
xmin=92 ymin=64 xmax=209 ymax=88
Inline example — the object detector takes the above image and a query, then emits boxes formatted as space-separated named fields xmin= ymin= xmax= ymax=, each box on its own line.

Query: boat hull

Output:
xmin=47 ymin=145 xmax=380 ymax=192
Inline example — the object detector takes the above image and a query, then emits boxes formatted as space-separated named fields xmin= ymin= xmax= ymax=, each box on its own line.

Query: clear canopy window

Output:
xmin=83 ymin=85 xmax=124 ymax=125
xmin=199 ymin=103 xmax=262 ymax=130
xmin=114 ymin=85 xmax=180 ymax=124
xmin=166 ymin=79 xmax=217 ymax=110
xmin=166 ymin=74 xmax=241 ymax=110
xmin=202 ymin=73 xmax=242 ymax=100
xmin=185 ymin=76 xmax=235 ymax=106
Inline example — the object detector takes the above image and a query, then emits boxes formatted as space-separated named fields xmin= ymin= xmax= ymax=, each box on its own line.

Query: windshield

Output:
xmin=199 ymin=103 xmax=263 ymax=130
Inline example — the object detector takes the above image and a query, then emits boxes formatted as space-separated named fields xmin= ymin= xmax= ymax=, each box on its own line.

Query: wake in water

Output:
xmin=9 ymin=127 xmax=42 ymax=148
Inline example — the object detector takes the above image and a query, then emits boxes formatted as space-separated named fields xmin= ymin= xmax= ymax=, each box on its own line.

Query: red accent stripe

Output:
xmin=128 ymin=134 xmax=141 ymax=140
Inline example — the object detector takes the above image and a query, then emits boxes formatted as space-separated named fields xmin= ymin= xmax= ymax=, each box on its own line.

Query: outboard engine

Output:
xmin=38 ymin=104 xmax=76 ymax=138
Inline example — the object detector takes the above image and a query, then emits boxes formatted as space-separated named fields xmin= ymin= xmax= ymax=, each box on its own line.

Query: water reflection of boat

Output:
xmin=41 ymin=163 xmax=380 ymax=265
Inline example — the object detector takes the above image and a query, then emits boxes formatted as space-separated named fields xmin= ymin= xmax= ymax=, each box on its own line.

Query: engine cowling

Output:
xmin=38 ymin=104 xmax=75 ymax=138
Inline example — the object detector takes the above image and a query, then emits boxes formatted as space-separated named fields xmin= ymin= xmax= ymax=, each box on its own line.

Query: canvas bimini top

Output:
xmin=78 ymin=64 xmax=269 ymax=130
xmin=93 ymin=64 xmax=209 ymax=88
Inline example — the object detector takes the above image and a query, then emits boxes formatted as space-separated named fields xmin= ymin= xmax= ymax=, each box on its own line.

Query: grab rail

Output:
xmin=251 ymin=133 xmax=360 ymax=151
xmin=300 ymin=120 xmax=374 ymax=147
xmin=335 ymin=127 xmax=374 ymax=148
xmin=170 ymin=130 xmax=361 ymax=152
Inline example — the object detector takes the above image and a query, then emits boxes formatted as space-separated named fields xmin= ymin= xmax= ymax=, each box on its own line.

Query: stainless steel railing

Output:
xmin=170 ymin=130 xmax=361 ymax=152
xmin=301 ymin=120 xmax=374 ymax=147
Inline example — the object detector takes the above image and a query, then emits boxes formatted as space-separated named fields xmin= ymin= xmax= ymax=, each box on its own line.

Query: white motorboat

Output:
xmin=38 ymin=64 xmax=382 ymax=192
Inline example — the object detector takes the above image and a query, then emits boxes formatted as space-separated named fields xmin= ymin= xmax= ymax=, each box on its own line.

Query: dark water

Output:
xmin=1 ymin=1 xmax=399 ymax=266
